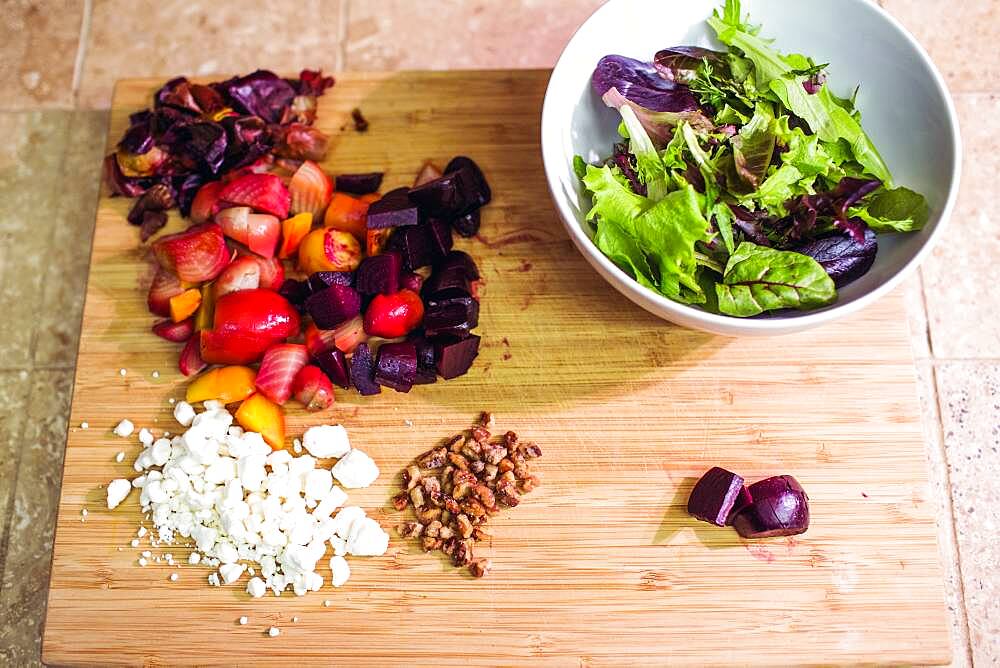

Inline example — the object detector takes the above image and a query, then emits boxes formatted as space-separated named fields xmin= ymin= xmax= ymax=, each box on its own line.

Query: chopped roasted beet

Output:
xmin=305 ymin=284 xmax=361 ymax=329
xmin=367 ymin=187 xmax=419 ymax=229
xmin=400 ymin=271 xmax=424 ymax=293
xmin=408 ymin=166 xmax=485 ymax=220
xmin=388 ymin=225 xmax=436 ymax=270
xmin=423 ymin=296 xmax=479 ymax=338
xmin=335 ymin=172 xmax=383 ymax=195
xmin=687 ymin=467 xmax=746 ymax=527
xmin=308 ymin=271 xmax=354 ymax=292
xmin=278 ymin=278 xmax=311 ymax=310
xmin=349 ymin=342 xmax=380 ymax=395
xmin=313 ymin=348 xmax=350 ymax=389
xmin=423 ymin=262 xmax=472 ymax=300
xmin=732 ymin=475 xmax=810 ymax=538
xmin=727 ymin=485 xmax=753 ymax=526
xmin=409 ymin=334 xmax=438 ymax=384
xmin=444 ymin=155 xmax=492 ymax=209
xmin=427 ymin=218 xmax=454 ymax=258
xmin=375 ymin=341 xmax=417 ymax=392
xmin=440 ymin=250 xmax=481 ymax=280
xmin=434 ymin=335 xmax=480 ymax=380
xmin=355 ymin=251 xmax=402 ymax=296
xmin=451 ymin=209 xmax=481 ymax=238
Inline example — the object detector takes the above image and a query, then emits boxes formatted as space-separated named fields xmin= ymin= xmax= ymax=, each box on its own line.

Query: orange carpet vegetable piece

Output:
xmin=323 ymin=192 xmax=370 ymax=240
xmin=186 ymin=365 xmax=257 ymax=404
xmin=235 ymin=392 xmax=286 ymax=450
xmin=359 ymin=192 xmax=381 ymax=204
xmin=278 ymin=212 xmax=313 ymax=259
xmin=169 ymin=288 xmax=202 ymax=323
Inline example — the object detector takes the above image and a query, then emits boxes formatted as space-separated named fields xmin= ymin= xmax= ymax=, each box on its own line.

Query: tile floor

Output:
xmin=0 ymin=1 xmax=996 ymax=665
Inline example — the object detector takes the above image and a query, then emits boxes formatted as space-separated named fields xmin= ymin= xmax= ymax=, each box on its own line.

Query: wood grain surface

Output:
xmin=42 ymin=70 xmax=950 ymax=666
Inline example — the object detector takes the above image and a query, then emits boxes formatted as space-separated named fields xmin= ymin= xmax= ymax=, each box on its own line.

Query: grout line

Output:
xmin=916 ymin=269 xmax=935 ymax=357
xmin=338 ymin=0 xmax=349 ymax=71
xmin=926 ymin=363 xmax=976 ymax=666
xmin=70 ymin=0 xmax=94 ymax=108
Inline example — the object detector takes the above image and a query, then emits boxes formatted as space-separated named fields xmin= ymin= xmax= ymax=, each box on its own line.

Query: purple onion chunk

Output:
xmin=350 ymin=342 xmax=381 ymax=396
xmin=687 ymin=467 xmax=746 ymax=527
xmin=434 ymin=334 xmax=480 ymax=380
xmin=367 ymin=187 xmax=419 ymax=229
xmin=732 ymin=475 xmax=810 ymax=539
xmin=305 ymin=284 xmax=361 ymax=329
xmin=375 ymin=341 xmax=417 ymax=393
xmin=308 ymin=271 xmax=354 ymax=292
xmin=335 ymin=172 xmax=383 ymax=195
xmin=313 ymin=348 xmax=350 ymax=389
xmin=355 ymin=251 xmax=402 ymax=296
xmin=423 ymin=296 xmax=479 ymax=339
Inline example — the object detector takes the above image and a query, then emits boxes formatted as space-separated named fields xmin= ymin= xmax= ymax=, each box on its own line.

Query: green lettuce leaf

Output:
xmin=594 ymin=218 xmax=657 ymax=290
xmin=582 ymin=163 xmax=650 ymax=224
xmin=850 ymin=186 xmax=929 ymax=233
xmin=731 ymin=103 xmax=776 ymax=188
xmin=715 ymin=242 xmax=837 ymax=316
xmin=618 ymin=105 xmax=670 ymax=200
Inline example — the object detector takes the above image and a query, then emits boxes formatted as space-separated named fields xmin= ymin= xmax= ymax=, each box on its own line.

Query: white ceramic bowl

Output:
xmin=541 ymin=0 xmax=961 ymax=336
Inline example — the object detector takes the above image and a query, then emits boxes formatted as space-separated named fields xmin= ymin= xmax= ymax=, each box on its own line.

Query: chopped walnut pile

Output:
xmin=393 ymin=413 xmax=541 ymax=578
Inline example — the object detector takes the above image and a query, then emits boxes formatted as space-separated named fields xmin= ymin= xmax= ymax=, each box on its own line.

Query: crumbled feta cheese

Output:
xmin=106 ymin=479 xmax=131 ymax=509
xmin=292 ymin=616 xmax=299 ymax=623
xmin=130 ymin=538 xmax=140 ymax=548
xmin=169 ymin=573 xmax=179 ymax=582
xmin=267 ymin=627 xmax=280 ymax=637
xmin=189 ymin=551 xmax=201 ymax=565
xmin=331 ymin=449 xmax=379 ymax=488
xmin=246 ymin=576 xmax=266 ymax=598
xmin=115 ymin=451 xmax=125 ymax=463
xmin=239 ymin=616 xmax=248 ymax=625
xmin=80 ymin=421 xmax=89 ymax=430
xmin=302 ymin=425 xmax=351 ymax=459
xmin=208 ymin=572 xmax=221 ymax=587
xmin=324 ymin=600 xmax=332 ymax=607
xmin=138 ymin=428 xmax=154 ymax=446
xmin=345 ymin=517 xmax=390 ymax=556
xmin=219 ymin=563 xmax=245 ymax=585
xmin=141 ymin=550 xmax=152 ymax=558
xmin=81 ymin=508 xmax=88 ymax=519
xmin=114 ymin=419 xmax=135 ymax=438
xmin=329 ymin=556 xmax=351 ymax=587
xmin=173 ymin=401 xmax=196 ymax=427
xmin=119 ymin=368 xmax=127 ymax=377
xmin=152 ymin=370 xmax=160 ymax=379
xmin=292 ymin=438 xmax=303 ymax=454
xmin=137 ymin=526 xmax=148 ymax=538
xmin=138 ymin=558 xmax=147 ymax=567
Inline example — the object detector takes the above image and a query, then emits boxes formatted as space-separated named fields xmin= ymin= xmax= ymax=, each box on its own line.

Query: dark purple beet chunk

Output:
xmin=423 ymin=296 xmax=479 ymax=338
xmin=388 ymin=226 xmax=436 ymax=270
xmin=350 ymin=343 xmax=381 ymax=396
xmin=408 ymin=166 xmax=486 ymax=220
xmin=687 ymin=467 xmax=746 ymax=527
xmin=278 ymin=279 xmax=311 ymax=311
xmin=400 ymin=271 xmax=424 ymax=293
xmin=451 ymin=209 xmax=481 ymax=238
xmin=726 ymin=486 xmax=753 ymax=526
xmin=335 ymin=172 xmax=383 ymax=195
xmin=305 ymin=284 xmax=361 ymax=329
xmin=427 ymin=218 xmax=454 ymax=258
xmin=308 ymin=271 xmax=354 ymax=292
xmin=732 ymin=475 xmax=810 ymax=539
xmin=313 ymin=348 xmax=350 ymax=389
xmin=434 ymin=334 xmax=480 ymax=380
xmin=355 ymin=252 xmax=402 ymax=296
xmin=374 ymin=341 xmax=417 ymax=393
xmin=423 ymin=263 xmax=472 ymax=300
xmin=408 ymin=333 xmax=438 ymax=384
xmin=367 ymin=187 xmax=419 ymax=229
xmin=444 ymin=156 xmax=492 ymax=208
xmin=441 ymin=250 xmax=480 ymax=280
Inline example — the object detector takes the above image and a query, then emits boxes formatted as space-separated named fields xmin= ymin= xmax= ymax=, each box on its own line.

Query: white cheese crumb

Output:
xmin=219 ymin=562 xmax=246 ymax=585
xmin=267 ymin=627 xmax=280 ymax=637
xmin=141 ymin=550 xmax=152 ymax=558
xmin=329 ymin=556 xmax=351 ymax=587
xmin=115 ymin=451 xmax=125 ymax=463
xmin=292 ymin=438 xmax=303 ymax=454
xmin=138 ymin=428 xmax=154 ymax=446
xmin=81 ymin=508 xmax=88 ymax=518
xmin=106 ymin=479 xmax=131 ymax=509
xmin=113 ymin=419 xmax=135 ymax=438
xmin=80 ymin=421 xmax=89 ymax=430
xmin=119 ymin=368 xmax=127 ymax=377
xmin=246 ymin=577 xmax=266 ymax=598
xmin=173 ymin=401 xmax=196 ymax=427
xmin=130 ymin=539 xmax=140 ymax=548
xmin=168 ymin=397 xmax=176 ymax=405
xmin=189 ymin=552 xmax=201 ymax=565
xmin=138 ymin=558 xmax=147 ymax=567
xmin=208 ymin=573 xmax=220 ymax=587
xmin=404 ymin=419 xmax=414 ymax=427
xmin=239 ymin=616 xmax=248 ymax=625
xmin=137 ymin=526 xmax=148 ymax=538
xmin=291 ymin=616 xmax=299 ymax=623
xmin=169 ymin=573 xmax=179 ymax=582
xmin=323 ymin=600 xmax=332 ymax=607
xmin=151 ymin=370 xmax=160 ymax=379
xmin=331 ymin=449 xmax=380 ymax=488
xmin=302 ymin=425 xmax=351 ymax=459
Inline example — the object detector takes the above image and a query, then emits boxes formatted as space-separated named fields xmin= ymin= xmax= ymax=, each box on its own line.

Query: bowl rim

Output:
xmin=540 ymin=0 xmax=963 ymax=333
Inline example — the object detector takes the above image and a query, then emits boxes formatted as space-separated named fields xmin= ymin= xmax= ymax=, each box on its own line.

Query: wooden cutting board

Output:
xmin=43 ymin=71 xmax=950 ymax=666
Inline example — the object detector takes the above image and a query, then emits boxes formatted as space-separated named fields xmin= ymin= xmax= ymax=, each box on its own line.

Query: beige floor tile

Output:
xmin=0 ymin=1 xmax=84 ymax=110
xmin=922 ymin=94 xmax=1000 ymax=360
xmin=935 ymin=362 xmax=1000 ymax=666
xmin=0 ymin=370 xmax=34 ymax=572
xmin=915 ymin=363 xmax=973 ymax=667
xmin=881 ymin=0 xmax=1000 ymax=93
xmin=0 ymin=369 xmax=73 ymax=666
xmin=0 ymin=112 xmax=73 ymax=369
xmin=345 ymin=0 xmax=604 ymax=71
xmin=76 ymin=0 xmax=345 ymax=109
xmin=33 ymin=112 xmax=108 ymax=368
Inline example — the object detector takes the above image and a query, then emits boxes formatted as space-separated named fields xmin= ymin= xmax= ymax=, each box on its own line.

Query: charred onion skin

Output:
xmin=731 ymin=475 xmax=810 ymax=538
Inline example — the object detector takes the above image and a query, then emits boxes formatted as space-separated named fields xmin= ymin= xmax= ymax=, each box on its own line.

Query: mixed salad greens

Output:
xmin=577 ymin=0 xmax=929 ymax=317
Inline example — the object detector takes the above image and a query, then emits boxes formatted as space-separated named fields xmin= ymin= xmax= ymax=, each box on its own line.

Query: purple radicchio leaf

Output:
xmin=213 ymin=70 xmax=296 ymax=124
xmin=653 ymin=46 xmax=725 ymax=83
xmin=154 ymin=77 xmax=202 ymax=115
xmin=786 ymin=177 xmax=881 ymax=243
xmin=127 ymin=183 xmax=174 ymax=225
xmin=172 ymin=173 xmax=205 ymax=217
xmin=610 ymin=142 xmax=646 ymax=196
xmin=119 ymin=111 xmax=155 ymax=155
xmin=793 ymin=228 xmax=877 ymax=287
xmin=592 ymin=55 xmax=713 ymax=146
xmin=727 ymin=203 xmax=772 ymax=246
xmin=172 ymin=121 xmax=228 ymax=176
